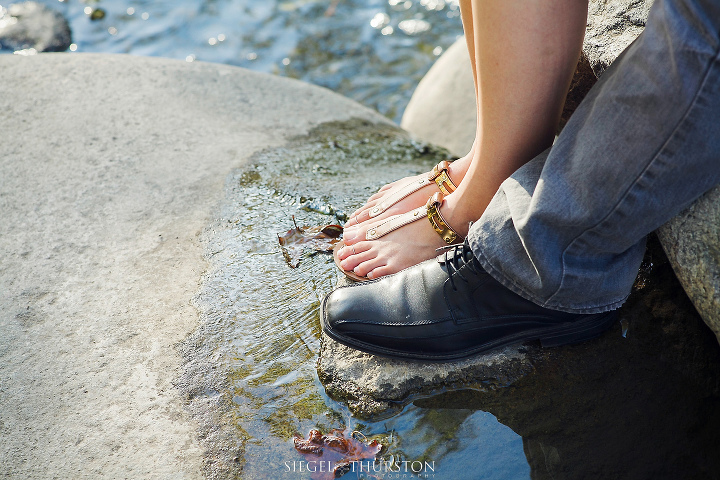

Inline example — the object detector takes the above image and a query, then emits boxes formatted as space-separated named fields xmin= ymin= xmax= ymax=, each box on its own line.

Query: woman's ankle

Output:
xmin=446 ymin=152 xmax=472 ymax=185
xmin=441 ymin=186 xmax=492 ymax=239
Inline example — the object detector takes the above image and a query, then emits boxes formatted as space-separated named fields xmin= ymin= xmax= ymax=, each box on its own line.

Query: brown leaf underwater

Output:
xmin=278 ymin=217 xmax=343 ymax=268
xmin=293 ymin=428 xmax=382 ymax=480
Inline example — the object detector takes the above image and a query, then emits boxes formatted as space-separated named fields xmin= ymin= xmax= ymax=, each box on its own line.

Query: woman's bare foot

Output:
xmin=337 ymin=192 xmax=473 ymax=279
xmin=344 ymin=153 xmax=471 ymax=229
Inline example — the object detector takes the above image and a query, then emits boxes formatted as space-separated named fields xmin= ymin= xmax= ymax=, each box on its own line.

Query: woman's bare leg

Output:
xmin=445 ymin=0 xmax=588 ymax=225
xmin=344 ymin=0 xmax=479 ymax=228
xmin=339 ymin=0 xmax=587 ymax=279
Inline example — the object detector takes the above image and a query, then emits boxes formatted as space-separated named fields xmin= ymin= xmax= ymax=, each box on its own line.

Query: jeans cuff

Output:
xmin=471 ymin=239 xmax=628 ymax=315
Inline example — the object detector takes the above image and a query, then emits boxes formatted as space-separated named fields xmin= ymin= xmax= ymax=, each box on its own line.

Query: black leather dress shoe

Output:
xmin=321 ymin=241 xmax=619 ymax=361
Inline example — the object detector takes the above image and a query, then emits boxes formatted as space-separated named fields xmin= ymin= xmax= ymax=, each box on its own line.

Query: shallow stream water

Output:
xmin=180 ymin=121 xmax=533 ymax=479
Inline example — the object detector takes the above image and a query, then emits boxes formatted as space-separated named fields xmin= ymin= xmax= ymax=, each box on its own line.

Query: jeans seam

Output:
xmin=546 ymin=45 xmax=720 ymax=306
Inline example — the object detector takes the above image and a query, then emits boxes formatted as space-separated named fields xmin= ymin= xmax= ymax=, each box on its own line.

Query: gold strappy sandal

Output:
xmin=334 ymin=192 xmax=463 ymax=282
xmin=361 ymin=160 xmax=458 ymax=221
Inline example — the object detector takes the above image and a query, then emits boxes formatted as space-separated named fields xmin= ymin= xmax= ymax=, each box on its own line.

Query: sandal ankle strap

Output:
xmin=426 ymin=192 xmax=462 ymax=244
xmin=428 ymin=160 xmax=457 ymax=195
xmin=369 ymin=160 xmax=456 ymax=218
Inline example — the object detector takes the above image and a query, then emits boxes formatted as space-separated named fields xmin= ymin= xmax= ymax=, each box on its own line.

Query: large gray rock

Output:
xmin=0 ymin=53 xmax=389 ymax=479
xmin=0 ymin=2 xmax=71 ymax=52
xmin=400 ymin=38 xmax=476 ymax=158
xmin=657 ymin=188 xmax=720 ymax=344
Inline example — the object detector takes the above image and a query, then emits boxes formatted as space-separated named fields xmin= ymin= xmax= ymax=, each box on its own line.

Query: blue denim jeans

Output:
xmin=468 ymin=0 xmax=720 ymax=314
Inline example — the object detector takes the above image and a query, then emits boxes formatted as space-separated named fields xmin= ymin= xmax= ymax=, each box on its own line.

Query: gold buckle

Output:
xmin=428 ymin=160 xmax=457 ymax=196
xmin=426 ymin=192 xmax=460 ymax=244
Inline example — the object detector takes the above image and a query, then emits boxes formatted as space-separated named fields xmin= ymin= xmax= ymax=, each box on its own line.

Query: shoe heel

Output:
xmin=539 ymin=311 xmax=619 ymax=348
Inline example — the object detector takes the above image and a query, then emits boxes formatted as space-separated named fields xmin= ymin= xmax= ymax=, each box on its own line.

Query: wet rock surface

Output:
xmin=0 ymin=2 xmax=71 ymax=52
xmin=176 ymin=119 xmax=452 ymax=479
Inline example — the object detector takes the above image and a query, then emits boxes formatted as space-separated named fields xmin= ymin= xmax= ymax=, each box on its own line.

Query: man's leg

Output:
xmin=321 ymin=0 xmax=720 ymax=360
xmin=471 ymin=0 xmax=720 ymax=314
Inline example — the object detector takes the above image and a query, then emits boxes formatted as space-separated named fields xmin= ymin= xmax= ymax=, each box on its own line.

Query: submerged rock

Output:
xmin=178 ymin=118 xmax=451 ymax=479
xmin=318 ymin=312 xmax=537 ymax=417
xmin=0 ymin=2 xmax=72 ymax=53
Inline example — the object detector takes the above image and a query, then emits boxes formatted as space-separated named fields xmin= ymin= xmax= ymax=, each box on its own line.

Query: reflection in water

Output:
xmin=416 ymin=240 xmax=720 ymax=479
xmin=373 ymin=406 xmax=531 ymax=479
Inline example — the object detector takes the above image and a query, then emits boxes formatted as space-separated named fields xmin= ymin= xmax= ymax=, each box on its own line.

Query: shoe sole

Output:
xmin=333 ymin=241 xmax=370 ymax=282
xmin=321 ymin=296 xmax=619 ymax=361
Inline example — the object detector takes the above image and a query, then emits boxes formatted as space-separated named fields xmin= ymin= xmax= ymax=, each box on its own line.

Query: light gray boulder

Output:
xmin=400 ymin=38 xmax=476 ymax=158
xmin=0 ymin=53 xmax=390 ymax=479
xmin=0 ymin=2 xmax=71 ymax=52
xmin=657 ymin=189 xmax=720 ymax=344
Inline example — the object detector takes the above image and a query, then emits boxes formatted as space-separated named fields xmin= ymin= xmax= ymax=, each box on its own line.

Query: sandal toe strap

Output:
xmin=369 ymin=160 xmax=456 ymax=218
xmin=365 ymin=205 xmax=427 ymax=240
xmin=370 ymin=177 xmax=430 ymax=218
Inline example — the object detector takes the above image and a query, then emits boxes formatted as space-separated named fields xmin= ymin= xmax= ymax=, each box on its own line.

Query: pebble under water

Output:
xmin=179 ymin=119 xmax=720 ymax=479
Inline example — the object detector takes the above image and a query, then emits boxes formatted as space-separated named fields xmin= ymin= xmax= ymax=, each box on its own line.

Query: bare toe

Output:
xmin=340 ymin=243 xmax=377 ymax=271
xmin=345 ymin=208 xmax=372 ymax=228
xmin=365 ymin=265 xmax=395 ymax=280
xmin=341 ymin=225 xmax=366 ymax=245
xmin=336 ymin=241 xmax=369 ymax=261
xmin=352 ymin=256 xmax=387 ymax=278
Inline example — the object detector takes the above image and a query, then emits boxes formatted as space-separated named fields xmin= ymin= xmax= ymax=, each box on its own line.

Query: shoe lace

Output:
xmin=436 ymin=241 xmax=481 ymax=291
